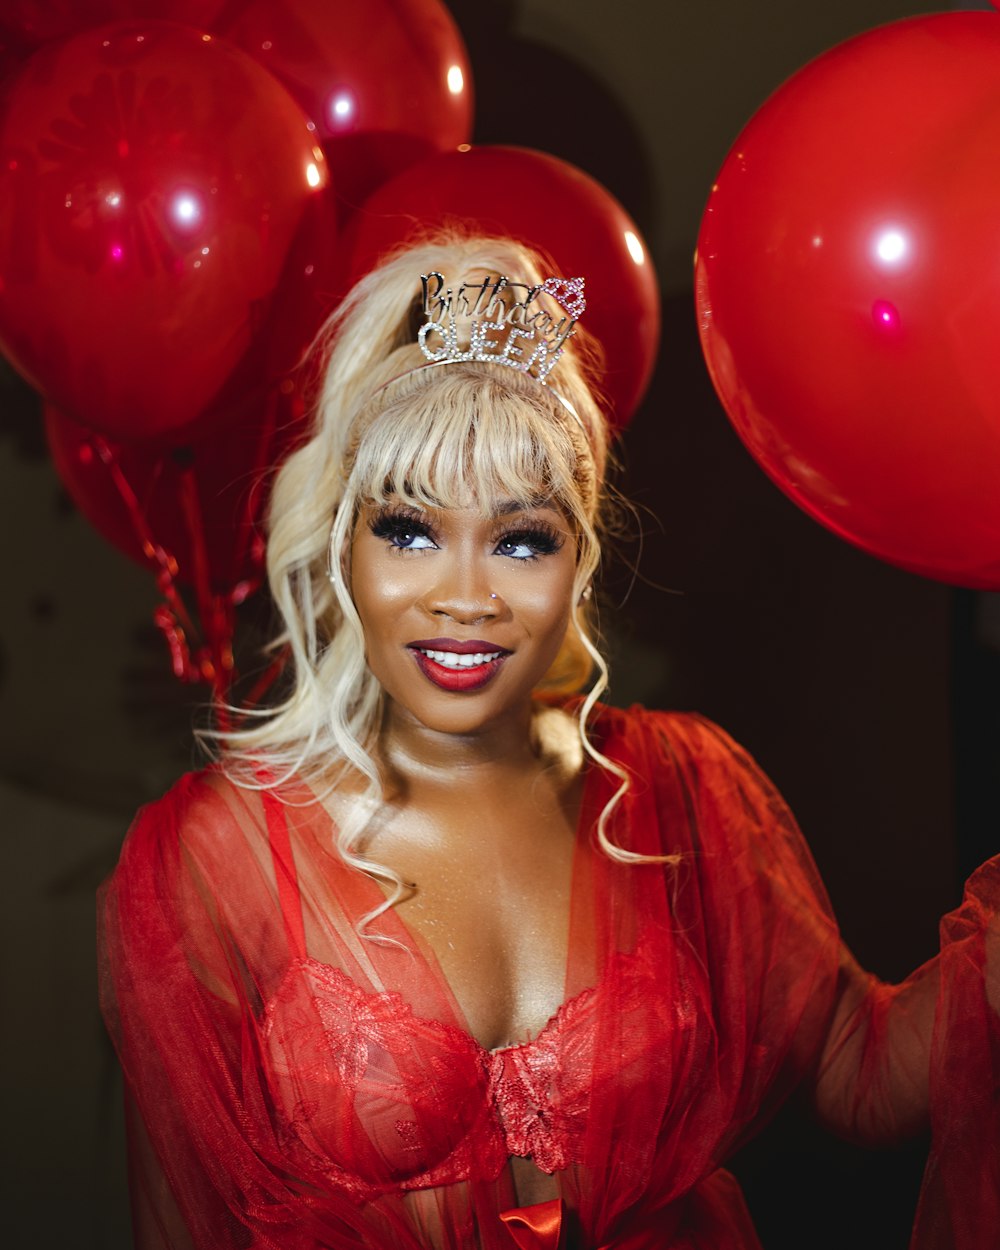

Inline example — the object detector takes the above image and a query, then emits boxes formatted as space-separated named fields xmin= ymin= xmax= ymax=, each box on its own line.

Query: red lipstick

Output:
xmin=408 ymin=637 xmax=508 ymax=654
xmin=407 ymin=638 xmax=510 ymax=693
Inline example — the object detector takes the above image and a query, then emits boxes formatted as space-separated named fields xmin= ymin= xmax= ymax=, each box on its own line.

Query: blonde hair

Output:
xmin=218 ymin=234 xmax=664 ymax=928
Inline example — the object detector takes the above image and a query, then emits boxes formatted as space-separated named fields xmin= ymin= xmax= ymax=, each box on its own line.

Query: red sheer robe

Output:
xmin=98 ymin=705 xmax=1000 ymax=1249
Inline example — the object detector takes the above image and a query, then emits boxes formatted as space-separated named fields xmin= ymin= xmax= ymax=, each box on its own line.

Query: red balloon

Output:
xmin=218 ymin=0 xmax=473 ymax=216
xmin=343 ymin=146 xmax=659 ymax=427
xmin=0 ymin=2 xmax=229 ymax=46
xmin=696 ymin=11 xmax=1000 ymax=589
xmin=0 ymin=21 xmax=337 ymax=442
xmin=0 ymin=23 xmax=28 ymax=79
xmin=46 ymin=387 xmax=306 ymax=593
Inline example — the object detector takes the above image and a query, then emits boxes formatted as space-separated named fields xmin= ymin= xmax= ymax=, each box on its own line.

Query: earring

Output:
xmin=580 ymin=584 xmax=593 ymax=602
xmin=327 ymin=570 xmax=337 ymax=585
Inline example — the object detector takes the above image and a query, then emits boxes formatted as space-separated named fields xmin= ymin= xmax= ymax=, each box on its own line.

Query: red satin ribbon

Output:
xmin=500 ymin=1199 xmax=670 ymax=1250
xmin=501 ymin=1201 xmax=566 ymax=1250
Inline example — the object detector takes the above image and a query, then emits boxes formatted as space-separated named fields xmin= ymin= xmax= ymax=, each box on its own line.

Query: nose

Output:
xmin=424 ymin=551 xmax=500 ymax=624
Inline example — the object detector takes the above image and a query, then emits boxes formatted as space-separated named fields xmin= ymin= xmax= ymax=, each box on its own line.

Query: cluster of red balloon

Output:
xmin=0 ymin=0 xmax=660 ymax=697
xmin=697 ymin=10 xmax=1000 ymax=589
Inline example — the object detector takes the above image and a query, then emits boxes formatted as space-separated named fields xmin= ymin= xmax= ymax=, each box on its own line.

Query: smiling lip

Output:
xmin=407 ymin=638 xmax=510 ymax=693
xmin=409 ymin=637 xmax=509 ymax=655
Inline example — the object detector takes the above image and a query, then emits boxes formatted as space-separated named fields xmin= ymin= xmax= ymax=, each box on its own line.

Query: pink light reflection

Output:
xmin=871 ymin=299 xmax=900 ymax=331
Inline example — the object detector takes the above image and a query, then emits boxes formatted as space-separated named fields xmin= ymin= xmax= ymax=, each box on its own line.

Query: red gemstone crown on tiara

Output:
xmin=417 ymin=271 xmax=587 ymax=384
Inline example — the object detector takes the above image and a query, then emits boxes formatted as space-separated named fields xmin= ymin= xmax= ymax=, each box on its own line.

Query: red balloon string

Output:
xmin=80 ymin=403 xmax=296 ymax=726
xmin=83 ymin=434 xmax=239 ymax=706
xmin=219 ymin=383 xmax=304 ymax=722
xmin=230 ymin=384 xmax=283 ymax=579
xmin=242 ymin=649 xmax=289 ymax=719
xmin=91 ymin=436 xmax=176 ymax=577
xmin=90 ymin=437 xmax=203 ymax=676
xmin=176 ymin=459 xmax=236 ymax=710
xmin=152 ymin=603 xmax=197 ymax=683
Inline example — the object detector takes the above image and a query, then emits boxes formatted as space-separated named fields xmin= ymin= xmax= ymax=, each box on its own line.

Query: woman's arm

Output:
xmin=124 ymin=1088 xmax=199 ymax=1250
xmin=667 ymin=712 xmax=995 ymax=1170
xmin=810 ymin=946 xmax=937 ymax=1145
xmin=814 ymin=862 xmax=1000 ymax=1247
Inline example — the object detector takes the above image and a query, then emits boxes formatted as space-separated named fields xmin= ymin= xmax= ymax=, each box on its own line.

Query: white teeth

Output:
xmin=417 ymin=648 xmax=503 ymax=669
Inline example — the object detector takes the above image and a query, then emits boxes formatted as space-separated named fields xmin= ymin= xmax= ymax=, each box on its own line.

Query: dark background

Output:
xmin=1 ymin=1 xmax=998 ymax=1246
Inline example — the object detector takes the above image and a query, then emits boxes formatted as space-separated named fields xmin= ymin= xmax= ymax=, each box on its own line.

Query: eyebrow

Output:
xmin=374 ymin=491 xmax=562 ymax=520
xmin=491 ymin=497 xmax=558 ymax=517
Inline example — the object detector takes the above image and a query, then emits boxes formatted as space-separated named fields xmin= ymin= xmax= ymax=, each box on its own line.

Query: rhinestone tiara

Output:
xmin=417 ymin=271 xmax=587 ymax=385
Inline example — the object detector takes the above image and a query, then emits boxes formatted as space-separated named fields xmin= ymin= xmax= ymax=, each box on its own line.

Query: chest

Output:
xmin=364 ymin=785 xmax=580 ymax=1052
xmin=255 ymin=756 xmax=716 ymax=1205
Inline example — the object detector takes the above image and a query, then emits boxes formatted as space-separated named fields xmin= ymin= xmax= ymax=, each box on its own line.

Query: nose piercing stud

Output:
xmin=490 ymin=593 xmax=498 ymax=600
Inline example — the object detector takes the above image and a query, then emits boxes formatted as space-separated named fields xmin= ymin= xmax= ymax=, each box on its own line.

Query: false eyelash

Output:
xmin=492 ymin=524 xmax=564 ymax=557
xmin=368 ymin=504 xmax=565 ymax=559
xmin=368 ymin=505 xmax=434 ymax=547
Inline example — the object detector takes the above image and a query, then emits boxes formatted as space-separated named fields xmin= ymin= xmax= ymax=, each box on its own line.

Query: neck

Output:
xmin=377 ymin=700 xmax=543 ymax=790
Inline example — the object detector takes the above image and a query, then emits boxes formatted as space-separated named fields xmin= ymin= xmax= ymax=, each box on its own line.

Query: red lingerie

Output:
xmin=99 ymin=703 xmax=1000 ymax=1249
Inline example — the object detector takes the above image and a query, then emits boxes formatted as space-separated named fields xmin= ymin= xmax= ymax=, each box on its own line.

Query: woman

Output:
xmin=100 ymin=235 xmax=999 ymax=1250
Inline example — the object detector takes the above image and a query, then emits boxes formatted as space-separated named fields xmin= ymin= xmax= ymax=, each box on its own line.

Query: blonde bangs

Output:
xmin=345 ymin=362 xmax=595 ymax=522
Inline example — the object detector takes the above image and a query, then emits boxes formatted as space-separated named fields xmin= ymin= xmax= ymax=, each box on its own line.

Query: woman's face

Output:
xmin=349 ymin=495 xmax=578 ymax=738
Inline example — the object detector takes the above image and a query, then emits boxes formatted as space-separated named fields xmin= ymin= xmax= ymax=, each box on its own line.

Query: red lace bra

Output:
xmin=260 ymin=789 xmax=693 ymax=1203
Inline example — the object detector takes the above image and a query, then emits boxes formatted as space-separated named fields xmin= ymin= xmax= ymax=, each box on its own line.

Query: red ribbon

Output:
xmin=500 ymin=1199 xmax=671 ymax=1250
xmin=501 ymin=1201 xmax=567 ymax=1250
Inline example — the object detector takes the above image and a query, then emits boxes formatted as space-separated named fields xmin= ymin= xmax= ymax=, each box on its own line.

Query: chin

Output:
xmin=397 ymin=689 xmax=528 ymax=737
xmin=375 ymin=664 xmax=534 ymax=738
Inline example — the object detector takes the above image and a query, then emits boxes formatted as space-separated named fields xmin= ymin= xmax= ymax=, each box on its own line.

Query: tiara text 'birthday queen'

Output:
xmin=417 ymin=272 xmax=587 ymax=385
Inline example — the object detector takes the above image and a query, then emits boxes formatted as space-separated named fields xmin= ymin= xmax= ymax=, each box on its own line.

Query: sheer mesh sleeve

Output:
xmin=813 ymin=853 xmax=1000 ymax=1249
xmin=123 ymin=1088 xmax=199 ymax=1250
xmin=646 ymin=713 xmax=999 ymax=1249
xmin=912 ymin=858 xmax=1000 ymax=1248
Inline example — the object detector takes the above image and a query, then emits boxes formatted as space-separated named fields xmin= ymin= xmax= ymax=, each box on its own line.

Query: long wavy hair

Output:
xmin=217 ymin=234 xmax=662 ymax=929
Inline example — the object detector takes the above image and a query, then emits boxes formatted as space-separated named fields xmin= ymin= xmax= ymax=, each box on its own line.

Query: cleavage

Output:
xmin=389 ymin=849 xmax=575 ymax=1052
xmin=365 ymin=790 xmax=581 ymax=1052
